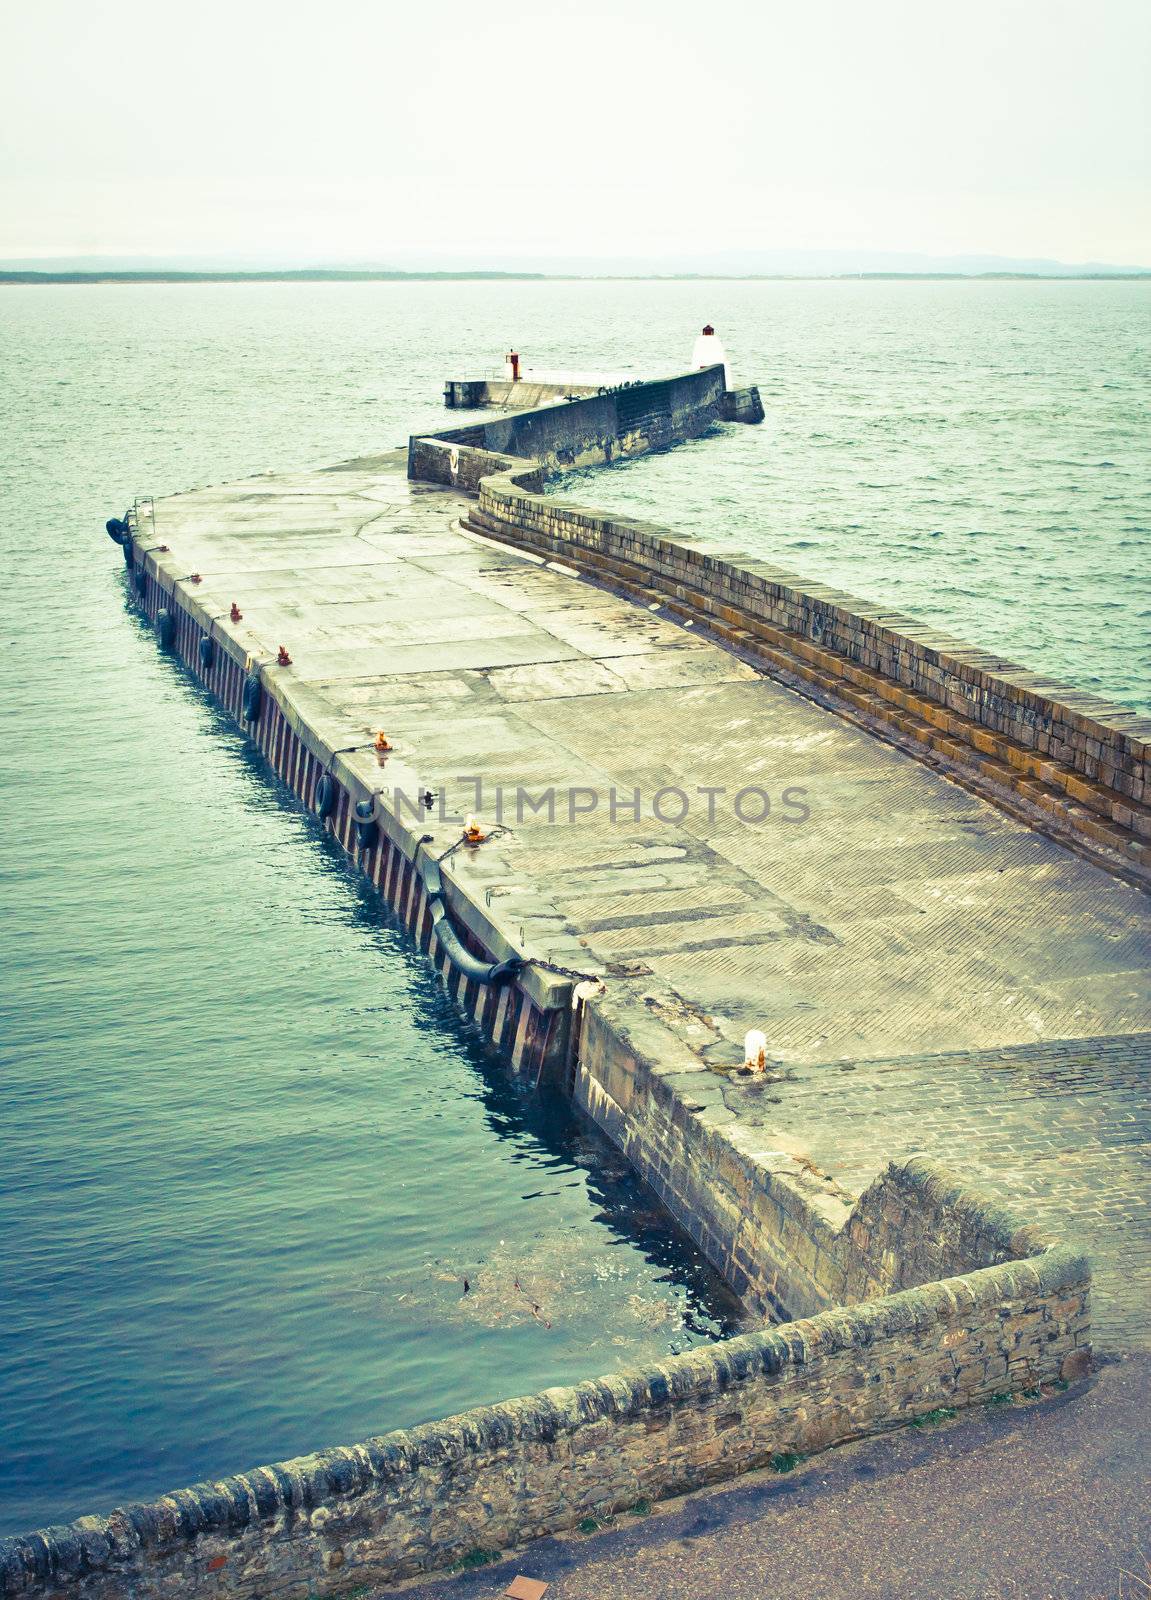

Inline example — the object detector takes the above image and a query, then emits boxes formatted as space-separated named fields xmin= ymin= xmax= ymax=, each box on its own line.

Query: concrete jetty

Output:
xmin=4 ymin=364 xmax=1144 ymax=1598
xmin=113 ymin=388 xmax=1148 ymax=1335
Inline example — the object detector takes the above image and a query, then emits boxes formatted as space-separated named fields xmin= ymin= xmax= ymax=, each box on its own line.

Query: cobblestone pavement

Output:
xmin=721 ymin=1033 xmax=1151 ymax=1351
xmin=405 ymin=1357 xmax=1151 ymax=1600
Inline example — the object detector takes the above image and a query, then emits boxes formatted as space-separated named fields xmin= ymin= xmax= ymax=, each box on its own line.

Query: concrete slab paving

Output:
xmin=144 ymin=450 xmax=1151 ymax=1351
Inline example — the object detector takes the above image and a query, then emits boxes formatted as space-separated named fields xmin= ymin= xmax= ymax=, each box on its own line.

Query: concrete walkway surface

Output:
xmin=147 ymin=450 xmax=1151 ymax=1350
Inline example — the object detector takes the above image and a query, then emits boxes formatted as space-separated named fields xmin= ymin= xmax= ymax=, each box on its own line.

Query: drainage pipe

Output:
xmin=417 ymin=844 xmax=522 ymax=986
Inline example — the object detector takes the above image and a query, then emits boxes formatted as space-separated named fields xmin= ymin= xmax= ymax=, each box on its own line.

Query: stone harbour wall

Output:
xmin=112 ymin=554 xmax=576 ymax=1082
xmin=410 ymin=366 xmax=728 ymax=484
xmin=573 ymin=995 xmax=1047 ymax=1322
xmin=407 ymin=441 xmax=543 ymax=496
xmin=444 ymin=378 xmax=605 ymax=410
xmin=0 ymin=1194 xmax=1089 ymax=1600
xmin=469 ymin=465 xmax=1151 ymax=877
xmin=18 ymin=390 xmax=1098 ymax=1600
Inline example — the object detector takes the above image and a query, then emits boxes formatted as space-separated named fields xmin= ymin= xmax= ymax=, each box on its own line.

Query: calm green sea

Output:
xmin=0 ymin=280 xmax=1146 ymax=1535
xmin=555 ymin=279 xmax=1151 ymax=716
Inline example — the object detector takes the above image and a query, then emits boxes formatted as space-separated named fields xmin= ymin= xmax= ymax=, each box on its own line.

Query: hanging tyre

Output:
xmin=353 ymin=798 xmax=378 ymax=850
xmin=315 ymin=771 xmax=336 ymax=819
xmin=242 ymin=671 xmax=262 ymax=721
xmin=156 ymin=608 xmax=176 ymax=650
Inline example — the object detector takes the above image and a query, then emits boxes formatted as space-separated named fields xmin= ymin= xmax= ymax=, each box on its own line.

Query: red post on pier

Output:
xmin=505 ymin=350 xmax=521 ymax=382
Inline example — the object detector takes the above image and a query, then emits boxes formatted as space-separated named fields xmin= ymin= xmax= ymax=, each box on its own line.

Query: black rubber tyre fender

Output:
xmin=242 ymin=671 xmax=262 ymax=722
xmin=353 ymin=798 xmax=378 ymax=851
xmin=198 ymin=635 xmax=214 ymax=669
xmin=156 ymin=608 xmax=176 ymax=651
xmin=314 ymin=772 xmax=336 ymax=819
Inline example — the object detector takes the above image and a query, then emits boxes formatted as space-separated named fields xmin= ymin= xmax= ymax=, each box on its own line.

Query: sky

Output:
xmin=1 ymin=0 xmax=1148 ymax=266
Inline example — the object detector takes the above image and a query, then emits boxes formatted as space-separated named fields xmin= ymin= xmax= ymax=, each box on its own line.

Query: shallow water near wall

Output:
xmin=0 ymin=279 xmax=1146 ymax=1536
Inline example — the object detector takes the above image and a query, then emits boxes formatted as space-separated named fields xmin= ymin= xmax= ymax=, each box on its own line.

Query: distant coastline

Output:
xmin=2 ymin=268 xmax=1149 ymax=285
xmin=0 ymin=269 xmax=548 ymax=284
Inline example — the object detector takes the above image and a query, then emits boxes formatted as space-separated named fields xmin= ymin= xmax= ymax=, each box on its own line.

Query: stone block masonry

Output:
xmin=410 ymin=366 xmax=729 ymax=490
xmin=720 ymin=386 xmax=766 ymax=423
xmin=467 ymin=464 xmax=1151 ymax=882
xmin=444 ymin=378 xmax=605 ymax=410
xmin=412 ymin=365 xmax=1147 ymax=876
xmin=573 ymin=1000 xmax=1055 ymax=1322
xmin=0 ymin=1162 xmax=1089 ymax=1599
xmin=723 ymin=1034 xmax=1151 ymax=1351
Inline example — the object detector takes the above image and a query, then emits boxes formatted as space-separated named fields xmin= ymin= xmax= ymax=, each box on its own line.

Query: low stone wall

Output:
xmin=407 ymin=440 xmax=542 ymax=495
xmin=574 ymin=996 xmax=1047 ymax=1322
xmin=0 ymin=1177 xmax=1089 ymax=1599
xmin=444 ymin=378 xmax=605 ymax=410
xmin=469 ymin=465 xmax=1150 ymax=875
xmin=410 ymin=367 xmax=727 ymax=482
xmin=720 ymin=386 xmax=765 ymax=423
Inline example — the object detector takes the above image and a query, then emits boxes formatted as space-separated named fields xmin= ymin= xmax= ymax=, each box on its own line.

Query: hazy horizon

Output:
xmin=2 ymin=249 xmax=1149 ymax=278
xmin=3 ymin=0 xmax=1148 ymax=265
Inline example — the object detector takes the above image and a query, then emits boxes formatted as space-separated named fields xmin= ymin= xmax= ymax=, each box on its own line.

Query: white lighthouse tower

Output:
xmin=692 ymin=324 xmax=731 ymax=388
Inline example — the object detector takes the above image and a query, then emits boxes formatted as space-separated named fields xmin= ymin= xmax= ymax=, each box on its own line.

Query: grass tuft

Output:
xmin=456 ymin=1548 xmax=499 ymax=1571
xmin=909 ymin=1406 xmax=957 ymax=1428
